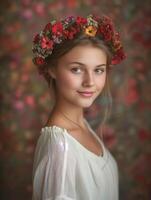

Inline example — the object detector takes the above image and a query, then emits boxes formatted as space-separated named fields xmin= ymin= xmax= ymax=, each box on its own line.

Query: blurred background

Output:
xmin=0 ymin=0 xmax=151 ymax=199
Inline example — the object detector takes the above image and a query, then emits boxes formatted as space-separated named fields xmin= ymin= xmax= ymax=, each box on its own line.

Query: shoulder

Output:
xmin=39 ymin=126 xmax=67 ymax=147
xmin=34 ymin=126 xmax=68 ymax=158
xmin=33 ymin=126 xmax=69 ymax=168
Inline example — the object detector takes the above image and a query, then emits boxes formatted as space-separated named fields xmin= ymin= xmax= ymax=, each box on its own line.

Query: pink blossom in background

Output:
xmin=33 ymin=2 xmax=46 ymax=17
xmin=13 ymin=100 xmax=25 ymax=111
xmin=21 ymin=74 xmax=30 ymax=82
xmin=21 ymin=8 xmax=33 ymax=20
xmin=24 ymin=95 xmax=35 ymax=108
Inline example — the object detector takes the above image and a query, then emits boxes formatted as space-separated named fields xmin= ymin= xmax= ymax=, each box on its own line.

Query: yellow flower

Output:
xmin=85 ymin=26 xmax=97 ymax=37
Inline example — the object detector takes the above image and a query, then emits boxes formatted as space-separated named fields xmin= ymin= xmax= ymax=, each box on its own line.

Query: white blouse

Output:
xmin=32 ymin=119 xmax=119 ymax=200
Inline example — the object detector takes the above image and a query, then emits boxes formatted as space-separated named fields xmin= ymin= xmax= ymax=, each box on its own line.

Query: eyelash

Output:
xmin=71 ymin=67 xmax=105 ymax=74
xmin=95 ymin=69 xmax=105 ymax=74
xmin=70 ymin=68 xmax=81 ymax=74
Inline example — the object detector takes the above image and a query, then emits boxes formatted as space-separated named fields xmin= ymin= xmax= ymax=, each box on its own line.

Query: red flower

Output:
xmin=111 ymin=57 xmax=118 ymax=65
xmin=52 ymin=22 xmax=63 ymax=35
xmin=68 ymin=32 xmax=75 ymax=39
xmin=99 ymin=23 xmax=114 ymax=41
xmin=104 ymin=31 xmax=112 ymax=41
xmin=64 ymin=30 xmax=74 ymax=39
xmin=102 ymin=16 xmax=113 ymax=28
xmin=32 ymin=15 xmax=126 ymax=67
xmin=33 ymin=34 xmax=40 ymax=43
xmin=41 ymin=36 xmax=53 ymax=49
xmin=111 ymin=48 xmax=126 ymax=65
xmin=43 ymin=22 xmax=51 ymax=32
xmin=98 ymin=25 xmax=108 ymax=37
xmin=63 ymin=27 xmax=77 ymax=39
xmin=76 ymin=16 xmax=87 ymax=25
xmin=112 ymin=33 xmax=122 ymax=50
xmin=105 ymin=24 xmax=114 ymax=41
xmin=34 ymin=57 xmax=45 ymax=66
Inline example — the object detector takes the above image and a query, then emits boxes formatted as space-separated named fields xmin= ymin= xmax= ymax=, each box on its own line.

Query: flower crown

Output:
xmin=32 ymin=14 xmax=126 ymax=66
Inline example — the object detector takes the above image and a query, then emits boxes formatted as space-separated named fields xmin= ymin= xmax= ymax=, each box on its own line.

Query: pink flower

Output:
xmin=14 ymin=100 xmax=24 ymax=111
xmin=34 ymin=57 xmax=45 ymax=66
xmin=22 ymin=8 xmax=33 ymax=20
xmin=24 ymin=95 xmax=35 ymax=108
xmin=34 ymin=2 xmax=46 ymax=17
xmin=41 ymin=36 xmax=53 ymax=49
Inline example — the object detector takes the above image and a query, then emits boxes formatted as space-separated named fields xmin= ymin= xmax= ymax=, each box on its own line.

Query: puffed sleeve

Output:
xmin=32 ymin=126 xmax=76 ymax=200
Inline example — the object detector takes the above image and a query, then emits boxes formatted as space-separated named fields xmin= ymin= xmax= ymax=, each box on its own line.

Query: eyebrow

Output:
xmin=67 ymin=62 xmax=106 ymax=68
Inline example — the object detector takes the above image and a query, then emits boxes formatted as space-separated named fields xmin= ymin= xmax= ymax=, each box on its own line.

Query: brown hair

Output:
xmin=38 ymin=34 xmax=113 ymax=137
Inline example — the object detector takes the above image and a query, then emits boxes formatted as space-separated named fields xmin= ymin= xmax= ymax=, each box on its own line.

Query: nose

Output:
xmin=82 ymin=71 xmax=95 ymax=87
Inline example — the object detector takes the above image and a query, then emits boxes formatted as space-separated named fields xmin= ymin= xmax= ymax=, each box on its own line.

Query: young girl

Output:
xmin=32 ymin=14 xmax=125 ymax=200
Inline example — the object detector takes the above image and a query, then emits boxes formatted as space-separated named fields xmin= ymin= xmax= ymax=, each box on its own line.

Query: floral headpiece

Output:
xmin=32 ymin=14 xmax=126 ymax=66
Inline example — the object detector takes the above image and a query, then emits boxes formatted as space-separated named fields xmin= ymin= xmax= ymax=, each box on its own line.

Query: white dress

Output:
xmin=32 ymin=119 xmax=119 ymax=200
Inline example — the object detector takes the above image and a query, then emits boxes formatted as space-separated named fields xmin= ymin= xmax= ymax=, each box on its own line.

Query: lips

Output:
xmin=78 ymin=91 xmax=94 ymax=97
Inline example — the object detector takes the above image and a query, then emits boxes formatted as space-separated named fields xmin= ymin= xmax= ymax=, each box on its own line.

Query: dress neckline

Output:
xmin=42 ymin=118 xmax=105 ymax=159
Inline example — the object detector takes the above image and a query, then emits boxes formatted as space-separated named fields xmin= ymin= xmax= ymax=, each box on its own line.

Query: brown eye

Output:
xmin=71 ymin=67 xmax=82 ymax=74
xmin=95 ymin=68 xmax=105 ymax=74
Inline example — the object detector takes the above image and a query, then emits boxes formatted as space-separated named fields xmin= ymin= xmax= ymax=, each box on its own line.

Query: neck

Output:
xmin=49 ymin=98 xmax=86 ymax=126
xmin=52 ymin=105 xmax=84 ymax=123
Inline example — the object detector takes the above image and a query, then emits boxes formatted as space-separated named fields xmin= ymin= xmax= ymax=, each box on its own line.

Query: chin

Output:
xmin=82 ymin=104 xmax=93 ymax=108
xmin=79 ymin=99 xmax=95 ymax=108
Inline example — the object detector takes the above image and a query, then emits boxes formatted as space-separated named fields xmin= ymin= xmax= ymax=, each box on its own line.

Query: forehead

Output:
xmin=58 ymin=44 xmax=107 ymax=66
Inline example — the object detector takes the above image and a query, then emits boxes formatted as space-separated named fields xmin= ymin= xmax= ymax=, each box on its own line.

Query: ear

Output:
xmin=48 ymin=68 xmax=56 ymax=79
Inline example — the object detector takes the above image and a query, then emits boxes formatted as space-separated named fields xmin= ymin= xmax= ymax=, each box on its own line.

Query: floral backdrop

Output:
xmin=0 ymin=0 xmax=151 ymax=199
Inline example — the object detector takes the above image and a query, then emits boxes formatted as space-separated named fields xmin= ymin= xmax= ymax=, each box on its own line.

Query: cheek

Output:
xmin=57 ymin=73 xmax=80 ymax=89
xmin=96 ymin=75 xmax=106 ymax=89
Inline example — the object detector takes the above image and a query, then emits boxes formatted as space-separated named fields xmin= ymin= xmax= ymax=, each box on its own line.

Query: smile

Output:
xmin=78 ymin=91 xmax=94 ymax=97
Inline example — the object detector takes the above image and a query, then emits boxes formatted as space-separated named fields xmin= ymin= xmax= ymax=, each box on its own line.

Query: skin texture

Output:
xmin=48 ymin=44 xmax=107 ymax=125
xmin=46 ymin=44 xmax=107 ymax=156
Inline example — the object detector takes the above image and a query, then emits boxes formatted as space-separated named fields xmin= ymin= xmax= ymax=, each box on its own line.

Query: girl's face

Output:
xmin=49 ymin=44 xmax=107 ymax=108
